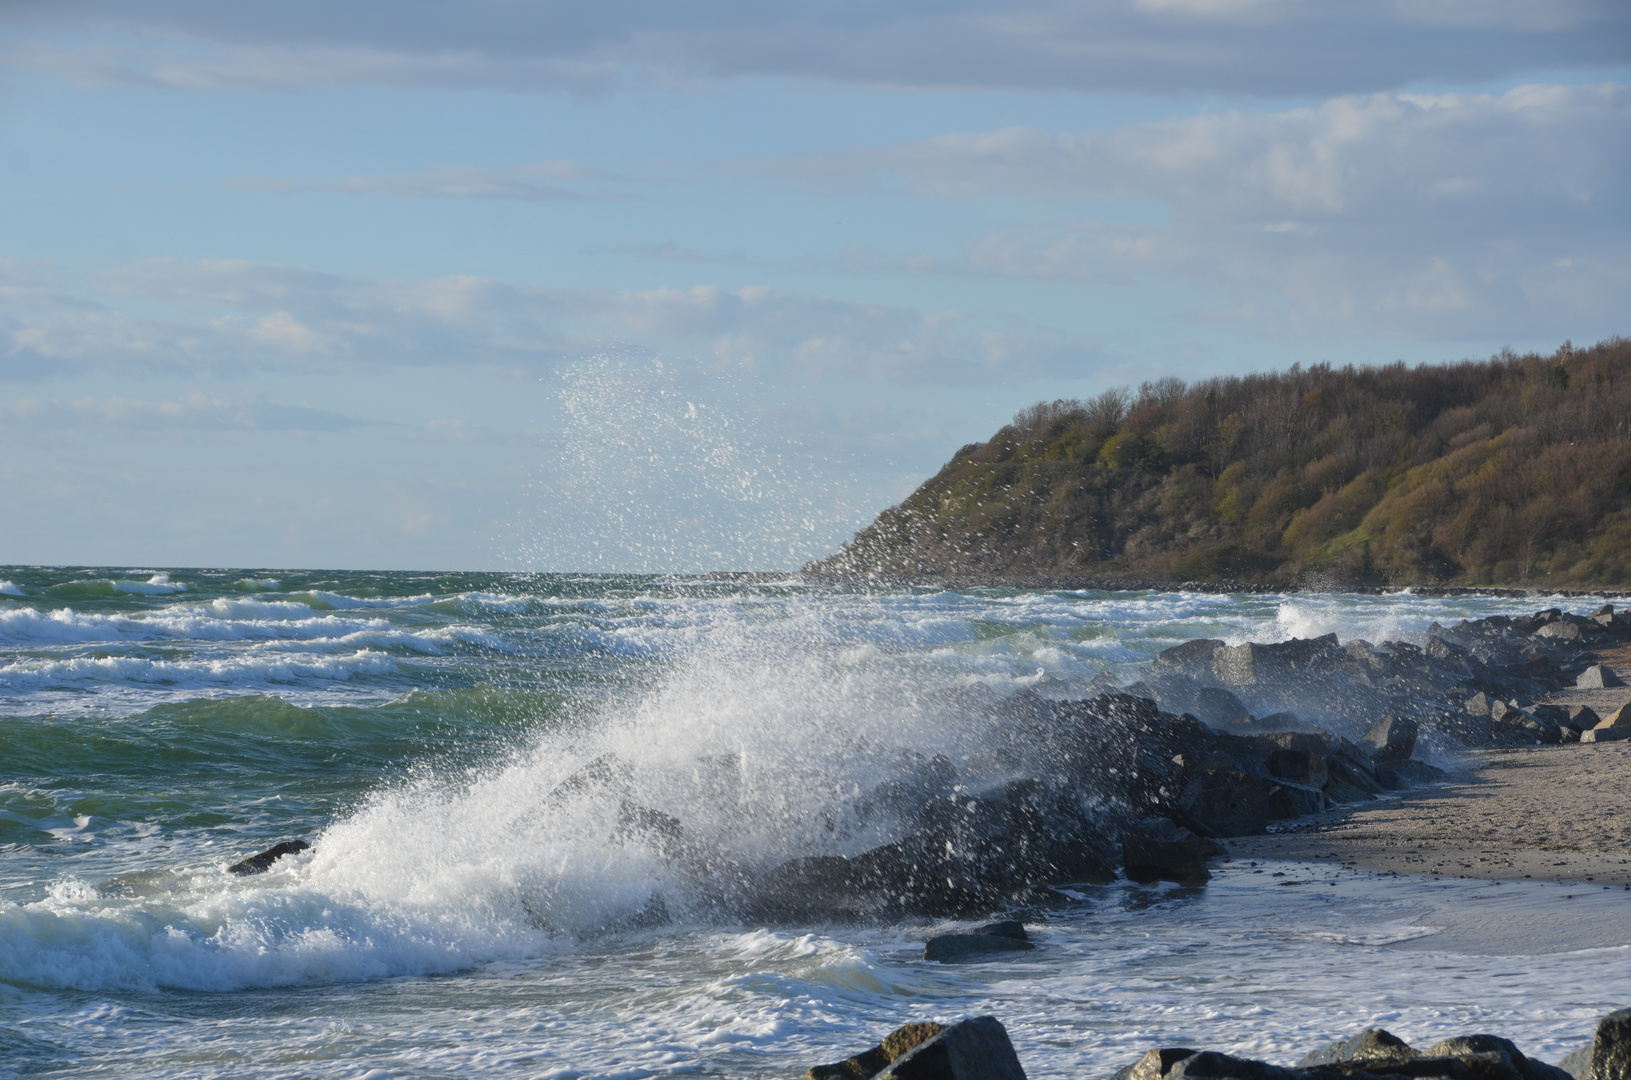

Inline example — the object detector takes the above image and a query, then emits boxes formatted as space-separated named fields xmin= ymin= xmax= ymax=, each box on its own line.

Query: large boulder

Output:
xmin=1359 ymin=715 xmax=1419 ymax=765
xmin=1560 ymin=1007 xmax=1631 ymax=1080
xmin=1122 ymin=817 xmax=1222 ymax=885
xmin=874 ymin=1016 xmax=1028 ymax=1080
xmin=1212 ymin=635 xmax=1339 ymax=688
xmin=1425 ymin=1036 xmax=1574 ymax=1080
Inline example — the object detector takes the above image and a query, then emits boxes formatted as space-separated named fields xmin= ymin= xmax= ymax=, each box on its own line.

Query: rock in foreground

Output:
xmin=808 ymin=1017 xmax=1027 ymax=1080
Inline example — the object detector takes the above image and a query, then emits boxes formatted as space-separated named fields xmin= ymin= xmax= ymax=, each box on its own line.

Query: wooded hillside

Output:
xmin=808 ymin=338 xmax=1631 ymax=588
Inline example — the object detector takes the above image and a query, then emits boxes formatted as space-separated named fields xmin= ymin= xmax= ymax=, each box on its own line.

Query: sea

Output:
xmin=2 ymin=567 xmax=1627 ymax=1079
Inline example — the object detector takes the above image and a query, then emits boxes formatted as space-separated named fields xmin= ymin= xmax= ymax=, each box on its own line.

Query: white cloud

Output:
xmin=2 ymin=1 xmax=1624 ymax=97
xmin=772 ymin=83 xmax=1631 ymax=339
xmin=0 ymin=259 xmax=1095 ymax=385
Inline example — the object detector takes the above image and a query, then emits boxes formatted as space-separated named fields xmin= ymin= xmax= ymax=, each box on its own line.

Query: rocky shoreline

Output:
xmin=802 ymin=1008 xmax=1631 ymax=1080
xmin=225 ymin=601 xmax=1631 ymax=925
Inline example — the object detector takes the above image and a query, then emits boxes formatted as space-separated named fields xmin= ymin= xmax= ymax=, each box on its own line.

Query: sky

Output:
xmin=1 ymin=2 xmax=1627 ymax=572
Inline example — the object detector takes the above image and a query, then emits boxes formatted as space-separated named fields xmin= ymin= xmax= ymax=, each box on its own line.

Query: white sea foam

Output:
xmin=0 ymin=580 xmax=23 ymax=597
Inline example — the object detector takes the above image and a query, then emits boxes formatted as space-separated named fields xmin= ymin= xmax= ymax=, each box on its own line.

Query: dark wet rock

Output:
xmin=1166 ymin=1050 xmax=1301 ymax=1080
xmin=1300 ymin=1028 xmax=1418 ymax=1066
xmin=873 ymin=1015 xmax=1028 ymax=1080
xmin=1359 ymin=715 xmax=1418 ymax=764
xmin=1490 ymin=702 xmax=1562 ymax=745
xmin=1266 ymin=747 xmax=1329 ymax=789
xmin=227 ymin=840 xmax=310 ymax=876
xmin=1178 ymin=770 xmax=1323 ymax=837
xmin=1373 ymin=760 xmax=1445 ymax=788
xmin=1255 ymin=711 xmax=1301 ymax=731
xmin=807 ymin=1021 xmax=946 ymax=1080
xmin=1583 ymin=726 xmax=1631 ymax=744
xmin=1194 ymin=686 xmax=1252 ymax=727
xmin=1565 ymin=705 xmax=1601 ymax=729
xmin=1559 ymin=1007 xmax=1631 ymax=1080
xmin=1122 ymin=816 xmax=1221 ymax=884
xmin=923 ymin=924 xmax=1035 ymax=962
xmin=1424 ymin=1036 xmax=1574 ymax=1080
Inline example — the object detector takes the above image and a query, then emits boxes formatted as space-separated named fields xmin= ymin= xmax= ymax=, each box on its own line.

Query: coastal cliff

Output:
xmin=807 ymin=338 xmax=1631 ymax=588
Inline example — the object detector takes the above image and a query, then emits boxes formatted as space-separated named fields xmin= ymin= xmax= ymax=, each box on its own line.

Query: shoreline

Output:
xmin=1228 ymin=740 xmax=1631 ymax=886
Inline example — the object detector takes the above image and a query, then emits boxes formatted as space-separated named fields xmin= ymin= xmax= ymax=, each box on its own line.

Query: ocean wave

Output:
xmin=113 ymin=573 xmax=189 ymax=595
xmin=0 ymin=649 xmax=403 ymax=690
xmin=292 ymin=591 xmax=437 ymax=611
xmin=0 ymin=581 xmax=23 ymax=598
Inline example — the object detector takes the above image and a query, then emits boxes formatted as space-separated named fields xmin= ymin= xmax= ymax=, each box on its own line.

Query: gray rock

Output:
xmin=1360 ymin=715 xmax=1419 ymax=764
xmin=1583 ymin=727 xmax=1631 ymax=744
xmin=1465 ymin=692 xmax=1493 ymax=717
xmin=807 ymin=1021 xmax=946 ymax=1080
xmin=874 ymin=1015 xmax=1028 ymax=1080
xmin=1299 ymin=1027 xmax=1418 ymax=1066
xmin=1425 ymin=1035 xmax=1574 ymax=1080
xmin=1122 ymin=816 xmax=1219 ymax=885
xmin=1115 ymin=1048 xmax=1200 ymax=1080
xmin=1557 ymin=1007 xmax=1631 ymax=1080
xmin=1212 ymin=636 xmax=1338 ymax=687
xmin=1576 ymin=665 xmax=1625 ymax=689
xmin=1538 ymin=620 xmax=1584 ymax=642
xmin=1154 ymin=639 xmax=1228 ymax=678
xmin=1266 ymin=747 xmax=1329 ymax=789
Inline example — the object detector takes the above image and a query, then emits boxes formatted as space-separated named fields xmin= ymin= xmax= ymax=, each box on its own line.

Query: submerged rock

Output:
xmin=227 ymin=840 xmax=310 ymax=877
xmin=923 ymin=921 xmax=1035 ymax=963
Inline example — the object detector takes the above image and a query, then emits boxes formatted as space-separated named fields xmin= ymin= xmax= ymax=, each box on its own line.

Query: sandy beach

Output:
xmin=1231 ymin=741 xmax=1631 ymax=885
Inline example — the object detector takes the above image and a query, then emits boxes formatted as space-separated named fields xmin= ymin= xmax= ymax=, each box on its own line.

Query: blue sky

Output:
xmin=2 ymin=2 xmax=1628 ymax=571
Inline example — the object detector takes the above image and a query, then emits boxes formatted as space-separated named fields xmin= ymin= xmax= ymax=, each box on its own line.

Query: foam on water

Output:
xmin=0 ymin=581 xmax=24 ymax=597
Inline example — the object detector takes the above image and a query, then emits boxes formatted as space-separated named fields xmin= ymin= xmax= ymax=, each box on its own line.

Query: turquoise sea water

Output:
xmin=2 ymin=568 xmax=1627 ymax=1078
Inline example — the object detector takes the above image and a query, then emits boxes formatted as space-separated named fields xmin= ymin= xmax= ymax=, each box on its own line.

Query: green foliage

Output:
xmin=810 ymin=337 xmax=1631 ymax=587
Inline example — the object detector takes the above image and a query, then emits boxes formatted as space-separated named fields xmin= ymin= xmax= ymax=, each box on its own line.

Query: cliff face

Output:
xmin=808 ymin=338 xmax=1631 ymax=588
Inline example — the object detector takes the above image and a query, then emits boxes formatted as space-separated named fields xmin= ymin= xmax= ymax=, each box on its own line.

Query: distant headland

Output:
xmin=807 ymin=337 xmax=1631 ymax=590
